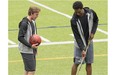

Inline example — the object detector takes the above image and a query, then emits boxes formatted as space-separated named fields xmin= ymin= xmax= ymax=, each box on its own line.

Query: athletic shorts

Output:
xmin=21 ymin=53 xmax=36 ymax=71
xmin=73 ymin=41 xmax=94 ymax=64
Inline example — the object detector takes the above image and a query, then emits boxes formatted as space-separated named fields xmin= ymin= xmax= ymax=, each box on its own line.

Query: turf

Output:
xmin=8 ymin=0 xmax=107 ymax=75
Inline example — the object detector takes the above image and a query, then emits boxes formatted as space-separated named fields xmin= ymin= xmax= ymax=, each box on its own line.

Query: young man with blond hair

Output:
xmin=18 ymin=6 xmax=41 ymax=75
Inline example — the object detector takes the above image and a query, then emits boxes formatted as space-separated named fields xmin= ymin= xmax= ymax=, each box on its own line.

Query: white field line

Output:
xmin=40 ymin=36 xmax=51 ymax=42
xmin=70 ymin=34 xmax=74 ymax=37
xmin=8 ymin=39 xmax=16 ymax=45
xmin=28 ymin=0 xmax=108 ymax=35
xmin=69 ymin=33 xmax=107 ymax=42
xmin=28 ymin=0 xmax=71 ymax=19
xmin=97 ymin=28 xmax=108 ymax=35
xmin=8 ymin=39 xmax=107 ymax=48
xmin=8 ymin=35 xmax=51 ymax=46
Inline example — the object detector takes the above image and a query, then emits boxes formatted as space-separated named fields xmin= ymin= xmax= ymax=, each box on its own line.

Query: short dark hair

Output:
xmin=28 ymin=6 xmax=41 ymax=15
xmin=73 ymin=1 xmax=83 ymax=9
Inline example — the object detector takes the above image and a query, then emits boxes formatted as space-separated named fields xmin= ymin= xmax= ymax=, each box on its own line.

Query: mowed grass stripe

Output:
xmin=9 ymin=54 xmax=107 ymax=63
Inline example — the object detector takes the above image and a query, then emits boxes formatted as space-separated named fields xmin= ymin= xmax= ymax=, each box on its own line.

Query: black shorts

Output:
xmin=21 ymin=53 xmax=36 ymax=71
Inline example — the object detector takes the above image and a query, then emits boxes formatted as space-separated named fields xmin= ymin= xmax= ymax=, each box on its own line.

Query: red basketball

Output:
xmin=29 ymin=34 xmax=42 ymax=46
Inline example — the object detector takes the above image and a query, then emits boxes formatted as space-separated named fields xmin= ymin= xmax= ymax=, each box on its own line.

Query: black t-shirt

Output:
xmin=78 ymin=12 xmax=89 ymax=44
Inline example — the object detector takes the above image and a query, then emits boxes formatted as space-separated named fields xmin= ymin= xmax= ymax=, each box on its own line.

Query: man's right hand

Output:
xmin=31 ymin=43 xmax=38 ymax=49
xmin=82 ymin=50 xmax=86 ymax=58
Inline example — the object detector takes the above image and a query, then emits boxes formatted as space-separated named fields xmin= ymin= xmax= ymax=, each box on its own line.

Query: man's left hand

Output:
xmin=89 ymin=33 xmax=94 ymax=40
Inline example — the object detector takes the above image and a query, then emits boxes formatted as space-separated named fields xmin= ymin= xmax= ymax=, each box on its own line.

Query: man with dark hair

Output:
xmin=18 ymin=6 xmax=41 ymax=75
xmin=70 ymin=1 xmax=98 ymax=75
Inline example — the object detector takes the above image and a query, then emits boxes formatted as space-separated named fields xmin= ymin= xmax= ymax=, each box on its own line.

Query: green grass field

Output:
xmin=8 ymin=0 xmax=107 ymax=75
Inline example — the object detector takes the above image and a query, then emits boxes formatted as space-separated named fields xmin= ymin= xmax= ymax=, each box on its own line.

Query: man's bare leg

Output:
xmin=71 ymin=64 xmax=79 ymax=75
xmin=28 ymin=71 xmax=35 ymax=75
xmin=24 ymin=71 xmax=28 ymax=75
xmin=86 ymin=64 xmax=92 ymax=75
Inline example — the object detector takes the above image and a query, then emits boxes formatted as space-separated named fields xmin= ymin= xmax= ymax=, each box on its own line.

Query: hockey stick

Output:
xmin=76 ymin=40 xmax=91 ymax=75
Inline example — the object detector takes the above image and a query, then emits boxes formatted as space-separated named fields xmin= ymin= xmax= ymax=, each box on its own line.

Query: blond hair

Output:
xmin=28 ymin=6 xmax=41 ymax=15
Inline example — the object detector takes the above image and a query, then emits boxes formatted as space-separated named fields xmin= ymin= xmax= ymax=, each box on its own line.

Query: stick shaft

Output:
xmin=77 ymin=40 xmax=91 ymax=75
